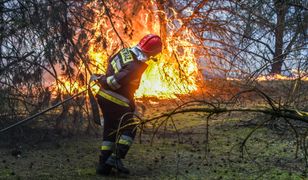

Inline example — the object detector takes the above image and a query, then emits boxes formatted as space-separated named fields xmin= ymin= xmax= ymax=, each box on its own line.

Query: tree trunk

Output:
xmin=271 ymin=0 xmax=287 ymax=74
xmin=0 ymin=2 xmax=3 ymax=64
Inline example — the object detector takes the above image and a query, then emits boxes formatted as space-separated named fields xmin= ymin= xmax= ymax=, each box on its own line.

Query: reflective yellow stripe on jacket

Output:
xmin=97 ymin=90 xmax=130 ymax=107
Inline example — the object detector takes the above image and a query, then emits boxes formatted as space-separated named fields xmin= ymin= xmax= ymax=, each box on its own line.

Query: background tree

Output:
xmin=230 ymin=0 xmax=307 ymax=75
xmin=0 ymin=0 xmax=94 ymax=131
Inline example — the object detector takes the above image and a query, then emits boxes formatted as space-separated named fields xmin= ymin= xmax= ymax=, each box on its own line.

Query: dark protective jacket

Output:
xmin=98 ymin=48 xmax=148 ymax=107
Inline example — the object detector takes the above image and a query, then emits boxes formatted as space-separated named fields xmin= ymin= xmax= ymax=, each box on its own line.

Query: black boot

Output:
xmin=105 ymin=154 xmax=130 ymax=174
xmin=96 ymin=154 xmax=112 ymax=175
xmin=105 ymin=135 xmax=133 ymax=174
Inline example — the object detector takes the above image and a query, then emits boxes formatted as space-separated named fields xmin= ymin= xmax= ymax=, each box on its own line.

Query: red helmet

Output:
xmin=138 ymin=34 xmax=162 ymax=57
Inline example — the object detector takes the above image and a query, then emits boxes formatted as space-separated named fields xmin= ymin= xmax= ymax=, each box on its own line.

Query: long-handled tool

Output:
xmin=0 ymin=90 xmax=87 ymax=134
xmin=0 ymin=75 xmax=103 ymax=134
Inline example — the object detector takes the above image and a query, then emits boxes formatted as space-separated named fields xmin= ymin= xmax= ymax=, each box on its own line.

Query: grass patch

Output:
xmin=0 ymin=112 xmax=307 ymax=179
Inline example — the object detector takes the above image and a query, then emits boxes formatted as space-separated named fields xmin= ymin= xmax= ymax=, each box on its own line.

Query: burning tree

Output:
xmin=52 ymin=0 xmax=202 ymax=99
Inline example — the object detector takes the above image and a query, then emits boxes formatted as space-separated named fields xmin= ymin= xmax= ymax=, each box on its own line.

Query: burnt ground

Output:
xmin=0 ymin=80 xmax=308 ymax=179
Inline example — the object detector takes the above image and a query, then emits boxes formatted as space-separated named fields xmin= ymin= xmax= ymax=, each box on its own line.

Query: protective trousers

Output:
xmin=96 ymin=95 xmax=136 ymax=162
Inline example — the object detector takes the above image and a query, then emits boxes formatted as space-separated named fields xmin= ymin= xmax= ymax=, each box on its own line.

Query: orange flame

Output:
xmin=257 ymin=72 xmax=308 ymax=81
xmin=51 ymin=1 xmax=200 ymax=99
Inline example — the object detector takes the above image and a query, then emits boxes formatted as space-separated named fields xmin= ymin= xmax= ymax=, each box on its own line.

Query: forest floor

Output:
xmin=0 ymin=80 xmax=308 ymax=179
xmin=0 ymin=108 xmax=307 ymax=179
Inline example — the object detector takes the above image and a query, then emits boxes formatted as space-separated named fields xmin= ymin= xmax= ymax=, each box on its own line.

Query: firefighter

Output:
xmin=93 ymin=34 xmax=163 ymax=175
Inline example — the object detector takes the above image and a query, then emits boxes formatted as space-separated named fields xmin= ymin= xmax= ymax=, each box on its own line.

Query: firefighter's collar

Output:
xmin=130 ymin=46 xmax=149 ymax=62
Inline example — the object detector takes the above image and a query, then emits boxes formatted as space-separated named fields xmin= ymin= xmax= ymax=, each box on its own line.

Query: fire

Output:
xmin=257 ymin=73 xmax=308 ymax=81
xmin=135 ymin=29 xmax=199 ymax=98
xmin=50 ymin=76 xmax=86 ymax=96
xmin=51 ymin=0 xmax=200 ymax=99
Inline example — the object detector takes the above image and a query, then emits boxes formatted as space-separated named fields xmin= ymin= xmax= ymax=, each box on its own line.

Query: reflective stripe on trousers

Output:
xmin=101 ymin=141 xmax=115 ymax=151
xmin=118 ymin=135 xmax=133 ymax=146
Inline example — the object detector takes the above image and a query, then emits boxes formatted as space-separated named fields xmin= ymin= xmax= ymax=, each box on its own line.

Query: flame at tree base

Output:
xmin=135 ymin=58 xmax=198 ymax=99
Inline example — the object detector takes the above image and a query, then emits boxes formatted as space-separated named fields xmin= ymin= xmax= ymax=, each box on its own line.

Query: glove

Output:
xmin=90 ymin=74 xmax=101 ymax=82
xmin=90 ymin=74 xmax=108 ymax=89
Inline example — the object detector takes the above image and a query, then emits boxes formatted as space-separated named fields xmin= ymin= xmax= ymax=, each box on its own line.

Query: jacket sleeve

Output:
xmin=104 ymin=62 xmax=136 ymax=90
